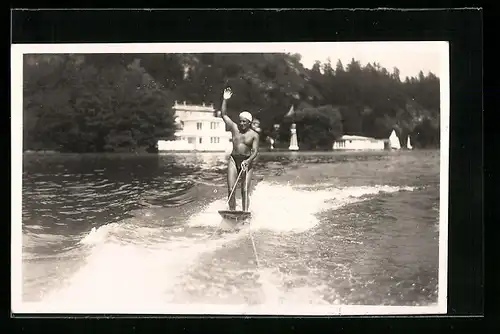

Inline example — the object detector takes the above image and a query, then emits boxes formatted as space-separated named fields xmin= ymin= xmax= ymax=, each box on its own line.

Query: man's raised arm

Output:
xmin=221 ymin=88 xmax=237 ymax=130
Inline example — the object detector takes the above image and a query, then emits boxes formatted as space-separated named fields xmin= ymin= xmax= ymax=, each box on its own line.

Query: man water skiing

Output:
xmin=220 ymin=87 xmax=260 ymax=212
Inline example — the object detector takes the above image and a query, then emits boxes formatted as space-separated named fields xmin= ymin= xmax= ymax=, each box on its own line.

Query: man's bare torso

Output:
xmin=231 ymin=129 xmax=256 ymax=156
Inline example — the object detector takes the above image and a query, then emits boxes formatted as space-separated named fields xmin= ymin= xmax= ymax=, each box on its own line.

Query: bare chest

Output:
xmin=233 ymin=131 xmax=254 ymax=146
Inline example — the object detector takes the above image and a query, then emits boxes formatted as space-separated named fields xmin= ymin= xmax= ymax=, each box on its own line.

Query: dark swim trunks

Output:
xmin=230 ymin=153 xmax=251 ymax=172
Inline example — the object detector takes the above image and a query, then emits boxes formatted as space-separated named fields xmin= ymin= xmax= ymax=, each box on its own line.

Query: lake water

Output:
xmin=19 ymin=150 xmax=441 ymax=313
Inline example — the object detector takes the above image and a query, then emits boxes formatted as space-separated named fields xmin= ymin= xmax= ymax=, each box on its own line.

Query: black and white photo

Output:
xmin=11 ymin=41 xmax=449 ymax=315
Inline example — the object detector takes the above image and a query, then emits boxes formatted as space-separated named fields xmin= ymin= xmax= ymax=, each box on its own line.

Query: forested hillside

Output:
xmin=23 ymin=53 xmax=440 ymax=152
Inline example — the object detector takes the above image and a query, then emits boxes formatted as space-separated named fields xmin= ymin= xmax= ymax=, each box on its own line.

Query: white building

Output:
xmin=157 ymin=101 xmax=232 ymax=152
xmin=333 ymin=135 xmax=386 ymax=151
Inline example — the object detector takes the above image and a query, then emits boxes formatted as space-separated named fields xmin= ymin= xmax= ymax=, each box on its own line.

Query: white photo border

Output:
xmin=11 ymin=41 xmax=449 ymax=316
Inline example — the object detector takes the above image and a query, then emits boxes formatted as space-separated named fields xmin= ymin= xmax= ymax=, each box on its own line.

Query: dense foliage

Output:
xmin=23 ymin=53 xmax=440 ymax=152
xmin=23 ymin=55 xmax=176 ymax=153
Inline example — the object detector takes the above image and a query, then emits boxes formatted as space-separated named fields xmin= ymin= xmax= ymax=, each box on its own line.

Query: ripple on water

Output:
xmin=21 ymin=151 xmax=440 ymax=308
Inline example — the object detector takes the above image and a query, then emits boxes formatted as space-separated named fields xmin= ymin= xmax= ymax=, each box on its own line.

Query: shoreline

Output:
xmin=22 ymin=148 xmax=439 ymax=157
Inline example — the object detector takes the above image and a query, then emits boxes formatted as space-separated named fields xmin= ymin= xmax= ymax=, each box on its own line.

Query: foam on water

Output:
xmin=39 ymin=222 xmax=246 ymax=308
xmin=31 ymin=182 xmax=416 ymax=311
xmin=252 ymin=268 xmax=333 ymax=306
xmin=189 ymin=182 xmax=415 ymax=233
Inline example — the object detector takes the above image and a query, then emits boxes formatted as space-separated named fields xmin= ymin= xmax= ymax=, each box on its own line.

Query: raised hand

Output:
xmin=223 ymin=87 xmax=233 ymax=100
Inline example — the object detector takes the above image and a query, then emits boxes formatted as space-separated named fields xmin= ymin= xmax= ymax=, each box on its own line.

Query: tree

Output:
xmin=23 ymin=52 xmax=441 ymax=152
xmin=23 ymin=54 xmax=176 ymax=152
xmin=294 ymin=105 xmax=343 ymax=150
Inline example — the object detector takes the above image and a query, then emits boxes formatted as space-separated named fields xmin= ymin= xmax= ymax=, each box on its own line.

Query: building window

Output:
xmin=197 ymin=122 xmax=202 ymax=130
xmin=199 ymin=137 xmax=203 ymax=144
xmin=210 ymin=137 xmax=220 ymax=144
xmin=187 ymin=137 xmax=195 ymax=144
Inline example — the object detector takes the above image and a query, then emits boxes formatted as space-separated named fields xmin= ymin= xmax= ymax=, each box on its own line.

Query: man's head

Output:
xmin=238 ymin=111 xmax=253 ymax=132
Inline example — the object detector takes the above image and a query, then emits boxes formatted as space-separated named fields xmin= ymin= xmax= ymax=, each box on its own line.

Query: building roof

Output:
xmin=176 ymin=116 xmax=225 ymax=122
xmin=339 ymin=135 xmax=380 ymax=141
xmin=173 ymin=101 xmax=215 ymax=112
xmin=174 ymin=130 xmax=231 ymax=137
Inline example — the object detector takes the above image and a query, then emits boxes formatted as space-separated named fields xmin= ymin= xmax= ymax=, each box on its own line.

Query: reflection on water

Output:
xmin=20 ymin=150 xmax=441 ymax=311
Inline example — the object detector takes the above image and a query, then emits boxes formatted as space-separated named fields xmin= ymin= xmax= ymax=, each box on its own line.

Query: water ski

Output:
xmin=218 ymin=210 xmax=252 ymax=221
xmin=217 ymin=210 xmax=251 ymax=232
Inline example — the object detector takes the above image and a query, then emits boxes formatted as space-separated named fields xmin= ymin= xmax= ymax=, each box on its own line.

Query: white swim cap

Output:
xmin=239 ymin=111 xmax=253 ymax=122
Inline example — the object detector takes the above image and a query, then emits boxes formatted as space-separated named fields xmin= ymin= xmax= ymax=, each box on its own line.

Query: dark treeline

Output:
xmin=23 ymin=53 xmax=440 ymax=152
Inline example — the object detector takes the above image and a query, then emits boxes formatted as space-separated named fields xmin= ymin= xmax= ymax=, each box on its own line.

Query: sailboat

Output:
xmin=389 ymin=130 xmax=401 ymax=150
xmin=407 ymin=135 xmax=413 ymax=150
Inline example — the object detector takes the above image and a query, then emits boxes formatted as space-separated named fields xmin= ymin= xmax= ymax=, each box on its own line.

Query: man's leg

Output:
xmin=241 ymin=167 xmax=253 ymax=212
xmin=227 ymin=157 xmax=238 ymax=210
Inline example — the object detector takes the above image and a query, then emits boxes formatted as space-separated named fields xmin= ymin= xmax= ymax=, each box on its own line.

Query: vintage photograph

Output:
xmin=11 ymin=42 xmax=449 ymax=315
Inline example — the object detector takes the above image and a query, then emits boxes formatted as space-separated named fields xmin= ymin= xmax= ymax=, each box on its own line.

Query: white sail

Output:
xmin=407 ymin=135 xmax=413 ymax=150
xmin=389 ymin=130 xmax=400 ymax=149
xmin=288 ymin=123 xmax=299 ymax=151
